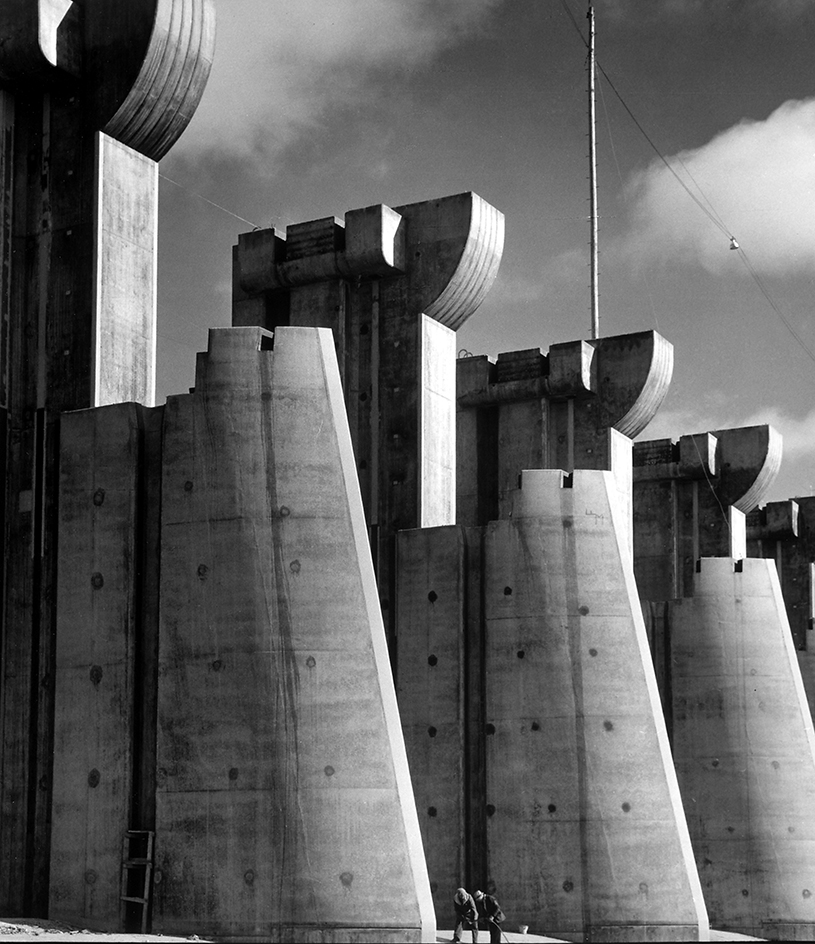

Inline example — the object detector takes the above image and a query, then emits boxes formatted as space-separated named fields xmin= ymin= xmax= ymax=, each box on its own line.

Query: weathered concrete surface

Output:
xmin=50 ymin=404 xmax=161 ymax=929
xmin=670 ymin=557 xmax=815 ymax=940
xmin=395 ymin=526 xmax=489 ymax=925
xmin=153 ymin=327 xmax=434 ymax=942
xmin=0 ymin=2 xmax=214 ymax=914
xmin=94 ymin=135 xmax=158 ymax=407
xmin=482 ymin=469 xmax=708 ymax=942
xmin=396 ymin=527 xmax=468 ymax=923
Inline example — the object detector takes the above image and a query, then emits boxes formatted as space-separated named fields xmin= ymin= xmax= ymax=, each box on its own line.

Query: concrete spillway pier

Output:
xmin=398 ymin=469 xmax=709 ymax=941
xmin=51 ymin=327 xmax=435 ymax=942
xmin=670 ymin=558 xmax=815 ymax=940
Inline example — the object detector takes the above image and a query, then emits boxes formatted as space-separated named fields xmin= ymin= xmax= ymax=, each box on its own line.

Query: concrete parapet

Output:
xmin=669 ymin=557 xmax=815 ymax=939
xmin=152 ymin=327 xmax=434 ymax=941
xmin=456 ymin=331 xmax=673 ymax=536
xmin=633 ymin=425 xmax=782 ymax=602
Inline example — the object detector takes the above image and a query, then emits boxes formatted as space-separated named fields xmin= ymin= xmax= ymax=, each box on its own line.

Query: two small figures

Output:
xmin=452 ymin=886 xmax=506 ymax=943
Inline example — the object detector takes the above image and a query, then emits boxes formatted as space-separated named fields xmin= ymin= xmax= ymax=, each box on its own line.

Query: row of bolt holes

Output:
xmin=427 ymin=802 xmax=633 ymax=819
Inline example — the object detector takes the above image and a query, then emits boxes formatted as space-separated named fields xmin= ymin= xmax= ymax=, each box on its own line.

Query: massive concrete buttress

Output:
xmin=51 ymin=327 xmax=435 ymax=942
xmin=398 ymin=471 xmax=709 ymax=940
xmin=633 ymin=426 xmax=815 ymax=937
xmin=0 ymin=0 xmax=214 ymax=915
xmin=670 ymin=558 xmax=815 ymax=940
xmin=233 ymin=194 xmax=504 ymax=650
xmin=396 ymin=329 xmax=711 ymax=938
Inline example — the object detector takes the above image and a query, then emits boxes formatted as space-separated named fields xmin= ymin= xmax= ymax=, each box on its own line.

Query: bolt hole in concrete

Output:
xmin=804 ymin=889 xmax=812 ymax=898
xmin=548 ymin=804 xmax=556 ymax=813
xmin=228 ymin=768 xmax=239 ymax=781
xmin=503 ymin=586 xmax=512 ymax=596
xmin=197 ymin=564 xmax=208 ymax=579
xmin=486 ymin=805 xmax=496 ymax=817
xmin=562 ymin=881 xmax=574 ymax=893
xmin=428 ymin=726 xmax=437 ymax=738
xmin=325 ymin=766 xmax=335 ymax=777
xmin=589 ymin=648 xmax=598 ymax=657
xmin=306 ymin=656 xmax=317 ymax=668
xmin=290 ymin=559 xmax=301 ymax=574
xmin=603 ymin=720 xmax=614 ymax=731
xmin=93 ymin=488 xmax=105 ymax=506
xmin=485 ymin=724 xmax=496 ymax=735
xmin=428 ymin=654 xmax=438 ymax=666
xmin=428 ymin=807 xmax=438 ymax=817
xmin=516 ymin=650 xmax=525 ymax=659
xmin=578 ymin=605 xmax=590 ymax=615
xmin=89 ymin=665 xmax=103 ymax=685
xmin=244 ymin=871 xmax=255 ymax=886
xmin=87 ymin=769 xmax=100 ymax=788
xmin=622 ymin=802 xmax=631 ymax=813
xmin=531 ymin=721 xmax=540 ymax=731
xmin=91 ymin=573 xmax=104 ymax=589
xmin=340 ymin=872 xmax=354 ymax=888
xmin=428 ymin=590 xmax=438 ymax=603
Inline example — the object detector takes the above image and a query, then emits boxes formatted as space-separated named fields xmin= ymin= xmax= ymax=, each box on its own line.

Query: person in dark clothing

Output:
xmin=474 ymin=889 xmax=505 ymax=944
xmin=453 ymin=886 xmax=479 ymax=943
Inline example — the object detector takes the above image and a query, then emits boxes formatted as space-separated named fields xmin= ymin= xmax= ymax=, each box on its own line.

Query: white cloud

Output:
xmin=618 ymin=98 xmax=815 ymax=276
xmin=176 ymin=0 xmax=501 ymax=163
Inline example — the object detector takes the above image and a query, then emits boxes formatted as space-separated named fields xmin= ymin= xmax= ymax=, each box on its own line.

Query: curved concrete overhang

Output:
xmin=393 ymin=192 xmax=505 ymax=331
xmin=710 ymin=425 xmax=783 ymax=513
xmin=0 ymin=0 xmax=82 ymax=83
xmin=590 ymin=330 xmax=674 ymax=439
xmin=86 ymin=0 xmax=215 ymax=161
xmin=0 ymin=2 xmax=214 ymax=161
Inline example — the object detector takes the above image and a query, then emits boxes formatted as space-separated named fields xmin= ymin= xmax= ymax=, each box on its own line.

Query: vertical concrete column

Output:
xmin=153 ymin=327 xmax=434 ymax=942
xmin=0 ymin=0 xmax=213 ymax=913
xmin=670 ymin=557 xmax=815 ymax=939
xmin=50 ymin=402 xmax=160 ymax=930
xmin=482 ymin=469 xmax=707 ymax=941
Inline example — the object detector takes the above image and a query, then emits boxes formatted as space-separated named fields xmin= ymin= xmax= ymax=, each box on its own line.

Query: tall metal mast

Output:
xmin=588 ymin=2 xmax=600 ymax=339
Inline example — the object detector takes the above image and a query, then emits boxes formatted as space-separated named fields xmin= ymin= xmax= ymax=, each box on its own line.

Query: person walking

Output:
xmin=474 ymin=889 xmax=505 ymax=944
xmin=452 ymin=886 xmax=479 ymax=943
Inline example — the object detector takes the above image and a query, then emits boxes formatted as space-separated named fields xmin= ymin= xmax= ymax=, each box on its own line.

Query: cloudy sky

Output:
xmin=157 ymin=0 xmax=815 ymax=502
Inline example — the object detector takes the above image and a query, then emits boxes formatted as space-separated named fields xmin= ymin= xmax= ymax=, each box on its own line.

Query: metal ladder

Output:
xmin=120 ymin=829 xmax=154 ymax=933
